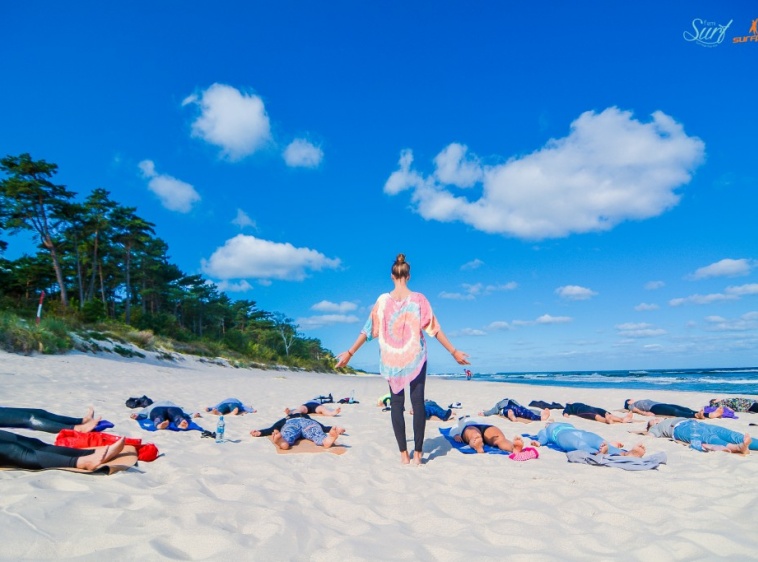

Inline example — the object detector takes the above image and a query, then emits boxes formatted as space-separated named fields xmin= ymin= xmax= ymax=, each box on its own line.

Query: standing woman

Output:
xmin=336 ymin=254 xmax=469 ymax=465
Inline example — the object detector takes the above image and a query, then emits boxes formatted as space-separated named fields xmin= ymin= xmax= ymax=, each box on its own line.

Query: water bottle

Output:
xmin=216 ymin=415 xmax=225 ymax=443
xmin=689 ymin=420 xmax=703 ymax=452
xmin=350 ymin=390 xmax=355 ymax=404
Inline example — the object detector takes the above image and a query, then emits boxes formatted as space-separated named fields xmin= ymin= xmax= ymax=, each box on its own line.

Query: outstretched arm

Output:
xmin=435 ymin=328 xmax=470 ymax=365
xmin=335 ymin=333 xmax=368 ymax=368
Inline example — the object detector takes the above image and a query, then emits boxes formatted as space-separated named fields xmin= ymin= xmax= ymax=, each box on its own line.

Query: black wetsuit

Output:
xmin=0 ymin=407 xmax=83 ymax=434
xmin=0 ymin=429 xmax=93 ymax=469
xmin=563 ymin=402 xmax=608 ymax=420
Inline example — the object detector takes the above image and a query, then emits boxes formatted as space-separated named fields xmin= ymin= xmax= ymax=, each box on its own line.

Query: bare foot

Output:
xmin=623 ymin=411 xmax=634 ymax=423
xmin=624 ymin=443 xmax=646 ymax=457
xmin=541 ymin=408 xmax=550 ymax=421
xmin=512 ymin=436 xmax=524 ymax=454
xmin=737 ymin=433 xmax=751 ymax=455
xmin=156 ymin=420 xmax=170 ymax=430
xmin=76 ymin=438 xmax=126 ymax=471
xmin=610 ymin=441 xmax=624 ymax=448
xmin=598 ymin=442 xmax=609 ymax=454
xmin=322 ymin=426 xmax=344 ymax=448
xmin=83 ymin=407 xmax=95 ymax=422
xmin=400 ymin=451 xmax=411 ymax=464
xmin=507 ymin=410 xmax=517 ymax=423
xmin=74 ymin=416 xmax=101 ymax=433
xmin=271 ymin=429 xmax=290 ymax=450
xmin=412 ymin=451 xmax=423 ymax=466
xmin=177 ymin=419 xmax=189 ymax=430
xmin=708 ymin=406 xmax=725 ymax=419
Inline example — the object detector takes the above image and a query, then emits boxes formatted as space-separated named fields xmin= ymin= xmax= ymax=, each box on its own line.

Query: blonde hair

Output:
xmin=391 ymin=253 xmax=410 ymax=279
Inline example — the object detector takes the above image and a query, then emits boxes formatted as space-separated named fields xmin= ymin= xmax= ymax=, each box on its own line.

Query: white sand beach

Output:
xmin=1 ymin=349 xmax=757 ymax=561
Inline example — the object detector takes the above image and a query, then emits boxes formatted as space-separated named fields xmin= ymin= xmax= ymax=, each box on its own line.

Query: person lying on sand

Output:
xmin=708 ymin=397 xmax=758 ymax=414
xmin=285 ymin=400 xmax=341 ymax=417
xmin=130 ymin=401 xmax=200 ymax=430
xmin=0 ymin=406 xmax=101 ymax=434
xmin=250 ymin=414 xmax=344 ymax=450
xmin=563 ymin=402 xmax=634 ymax=424
xmin=205 ymin=398 xmax=255 ymax=416
xmin=645 ymin=417 xmax=756 ymax=455
xmin=449 ymin=417 xmax=524 ymax=454
xmin=0 ymin=429 xmax=125 ymax=471
xmin=479 ymin=398 xmax=550 ymax=424
xmin=532 ymin=422 xmax=646 ymax=457
xmin=410 ymin=399 xmax=456 ymax=422
xmin=624 ymin=399 xmax=723 ymax=420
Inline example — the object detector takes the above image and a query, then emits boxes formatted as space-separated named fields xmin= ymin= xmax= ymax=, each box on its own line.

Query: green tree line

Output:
xmin=0 ymin=153 xmax=337 ymax=369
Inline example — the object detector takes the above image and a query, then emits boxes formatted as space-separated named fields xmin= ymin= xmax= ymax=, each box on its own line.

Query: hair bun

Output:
xmin=395 ymin=253 xmax=406 ymax=264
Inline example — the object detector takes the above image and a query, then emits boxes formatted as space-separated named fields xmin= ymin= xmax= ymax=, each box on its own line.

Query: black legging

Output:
xmin=0 ymin=429 xmax=92 ymax=469
xmin=650 ymin=404 xmax=699 ymax=418
xmin=390 ymin=363 xmax=427 ymax=453
xmin=0 ymin=407 xmax=83 ymax=434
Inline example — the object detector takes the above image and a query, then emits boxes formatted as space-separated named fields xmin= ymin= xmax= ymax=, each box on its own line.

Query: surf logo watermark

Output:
xmin=683 ymin=18 xmax=732 ymax=47
xmin=732 ymin=18 xmax=758 ymax=44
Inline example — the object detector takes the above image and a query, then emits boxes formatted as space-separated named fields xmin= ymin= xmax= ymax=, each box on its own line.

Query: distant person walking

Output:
xmin=465 ymin=369 xmax=472 ymax=381
xmin=336 ymin=253 xmax=470 ymax=465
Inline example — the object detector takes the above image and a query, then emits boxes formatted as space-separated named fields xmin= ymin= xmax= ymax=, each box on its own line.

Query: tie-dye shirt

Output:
xmin=362 ymin=292 xmax=440 ymax=393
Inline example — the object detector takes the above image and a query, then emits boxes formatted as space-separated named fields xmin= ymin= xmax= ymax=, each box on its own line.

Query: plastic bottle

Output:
xmin=216 ymin=415 xmax=225 ymax=443
xmin=688 ymin=420 xmax=703 ymax=452
xmin=350 ymin=390 xmax=355 ymax=404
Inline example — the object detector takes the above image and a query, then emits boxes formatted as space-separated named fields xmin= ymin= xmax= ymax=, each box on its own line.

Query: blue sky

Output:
xmin=2 ymin=2 xmax=757 ymax=373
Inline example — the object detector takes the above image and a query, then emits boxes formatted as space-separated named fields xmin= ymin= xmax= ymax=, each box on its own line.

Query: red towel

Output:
xmin=55 ymin=429 xmax=159 ymax=462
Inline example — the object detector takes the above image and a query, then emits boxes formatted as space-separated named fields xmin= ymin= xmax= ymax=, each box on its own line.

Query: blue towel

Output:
xmin=93 ymin=420 xmax=114 ymax=432
xmin=136 ymin=417 xmax=204 ymax=432
xmin=566 ymin=450 xmax=668 ymax=471
xmin=439 ymin=427 xmax=509 ymax=455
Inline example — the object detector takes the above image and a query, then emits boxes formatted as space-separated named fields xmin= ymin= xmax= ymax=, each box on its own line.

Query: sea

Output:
xmin=433 ymin=367 xmax=758 ymax=396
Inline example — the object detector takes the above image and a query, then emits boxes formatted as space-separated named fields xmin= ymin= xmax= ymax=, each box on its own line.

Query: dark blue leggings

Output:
xmin=0 ymin=407 xmax=82 ymax=434
xmin=150 ymin=406 xmax=187 ymax=426
xmin=0 ymin=429 xmax=92 ymax=469
xmin=649 ymin=404 xmax=699 ymax=418
xmin=390 ymin=363 xmax=427 ymax=453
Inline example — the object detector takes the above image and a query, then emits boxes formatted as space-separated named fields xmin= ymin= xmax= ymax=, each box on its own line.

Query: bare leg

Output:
xmin=714 ymin=433 xmax=752 ymax=455
xmin=463 ymin=427 xmax=485 ymax=454
xmin=506 ymin=410 xmax=531 ymax=424
xmin=156 ymin=420 xmax=170 ymax=430
xmin=316 ymin=405 xmax=341 ymax=417
xmin=484 ymin=427 xmax=521 ymax=453
xmin=540 ymin=408 xmax=550 ymax=421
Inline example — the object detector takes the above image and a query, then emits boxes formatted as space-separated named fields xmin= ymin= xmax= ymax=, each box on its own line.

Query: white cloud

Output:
xmin=283 ymin=139 xmax=324 ymax=168
xmin=461 ymin=258 xmax=484 ymax=270
xmin=456 ymin=328 xmax=487 ymax=336
xmin=201 ymin=234 xmax=341 ymax=281
xmin=433 ymin=143 xmax=483 ymax=187
xmin=556 ymin=285 xmax=597 ymax=301
xmin=296 ymin=314 xmax=361 ymax=329
xmin=311 ymin=300 xmax=358 ymax=313
xmin=536 ymin=314 xmax=572 ymax=324
xmin=703 ymin=312 xmax=758 ymax=332
xmin=635 ymin=303 xmax=660 ymax=311
xmin=669 ymin=293 xmax=738 ymax=306
xmin=232 ymin=209 xmax=256 ymax=229
xmin=691 ymin=258 xmax=753 ymax=279
xmin=615 ymin=322 xmax=667 ymax=337
xmin=726 ymin=283 xmax=758 ymax=296
xmin=138 ymin=160 xmax=200 ymax=213
xmin=215 ymin=279 xmax=253 ymax=293
xmin=486 ymin=321 xmax=511 ymax=331
xmin=184 ymin=83 xmax=271 ymax=160
xmin=383 ymin=108 xmax=705 ymax=239
xmin=439 ymin=281 xmax=515 ymax=301
xmin=645 ymin=280 xmax=665 ymax=290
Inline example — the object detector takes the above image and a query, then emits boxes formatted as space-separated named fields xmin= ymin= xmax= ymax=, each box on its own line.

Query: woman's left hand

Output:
xmin=335 ymin=352 xmax=351 ymax=368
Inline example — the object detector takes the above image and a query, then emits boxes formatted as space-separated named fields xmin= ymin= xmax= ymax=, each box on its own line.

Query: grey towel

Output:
xmin=566 ymin=450 xmax=667 ymax=471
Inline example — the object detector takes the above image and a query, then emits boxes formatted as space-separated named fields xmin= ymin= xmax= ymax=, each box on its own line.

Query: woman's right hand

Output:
xmin=335 ymin=352 xmax=351 ymax=369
